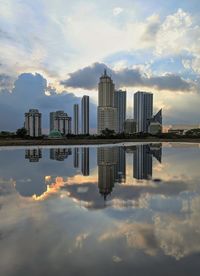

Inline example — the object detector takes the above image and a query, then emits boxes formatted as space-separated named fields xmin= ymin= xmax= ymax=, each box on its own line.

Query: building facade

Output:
xmin=114 ymin=90 xmax=126 ymax=133
xmin=124 ymin=119 xmax=137 ymax=134
xmin=134 ymin=91 xmax=153 ymax=133
xmin=81 ymin=95 xmax=89 ymax=134
xmin=25 ymin=109 xmax=42 ymax=137
xmin=97 ymin=70 xmax=117 ymax=134
xmin=50 ymin=111 xmax=71 ymax=135
xmin=73 ymin=104 xmax=79 ymax=135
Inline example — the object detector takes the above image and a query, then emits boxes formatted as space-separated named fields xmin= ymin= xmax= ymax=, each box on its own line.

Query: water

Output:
xmin=0 ymin=143 xmax=200 ymax=276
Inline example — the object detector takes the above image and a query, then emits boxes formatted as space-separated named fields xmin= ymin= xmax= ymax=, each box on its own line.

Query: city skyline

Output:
xmin=0 ymin=0 xmax=199 ymax=132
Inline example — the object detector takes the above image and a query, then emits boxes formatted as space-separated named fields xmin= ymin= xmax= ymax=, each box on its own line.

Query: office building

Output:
xmin=24 ymin=109 xmax=42 ymax=137
xmin=97 ymin=69 xmax=117 ymax=134
xmin=81 ymin=147 xmax=90 ymax=176
xmin=148 ymin=109 xmax=162 ymax=135
xmin=50 ymin=111 xmax=71 ymax=135
xmin=134 ymin=91 xmax=153 ymax=133
xmin=73 ymin=104 xmax=79 ymax=135
xmin=114 ymin=90 xmax=126 ymax=133
xmin=124 ymin=119 xmax=137 ymax=134
xmin=81 ymin=95 xmax=89 ymax=134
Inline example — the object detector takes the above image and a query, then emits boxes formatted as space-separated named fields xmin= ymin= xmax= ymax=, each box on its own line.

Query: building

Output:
xmin=81 ymin=95 xmax=89 ymax=134
xmin=114 ymin=90 xmax=126 ymax=133
xmin=73 ymin=104 xmax=79 ymax=135
xmin=115 ymin=147 xmax=126 ymax=183
xmin=124 ymin=119 xmax=137 ymax=134
xmin=168 ymin=124 xmax=200 ymax=135
xmin=134 ymin=92 xmax=153 ymax=133
xmin=25 ymin=109 xmax=42 ymax=137
xmin=81 ymin=147 xmax=90 ymax=176
xmin=97 ymin=69 xmax=117 ymax=134
xmin=148 ymin=109 xmax=162 ymax=135
xmin=25 ymin=149 xmax=42 ymax=162
xmin=50 ymin=111 xmax=71 ymax=135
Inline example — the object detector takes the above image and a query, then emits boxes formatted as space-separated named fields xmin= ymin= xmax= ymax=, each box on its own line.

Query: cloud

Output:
xmin=0 ymin=73 xmax=97 ymax=131
xmin=113 ymin=7 xmax=123 ymax=16
xmin=61 ymin=62 xmax=194 ymax=92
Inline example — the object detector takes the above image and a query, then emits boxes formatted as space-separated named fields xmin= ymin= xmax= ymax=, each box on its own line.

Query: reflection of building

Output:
xmin=73 ymin=104 xmax=79 ymax=135
xmin=25 ymin=109 xmax=42 ymax=137
xmin=81 ymin=148 xmax=90 ymax=176
xmin=134 ymin=92 xmax=153 ymax=133
xmin=114 ymin=90 xmax=126 ymax=133
xmin=124 ymin=119 xmax=137 ymax=134
xmin=25 ymin=149 xmax=42 ymax=162
xmin=97 ymin=147 xmax=117 ymax=199
xmin=81 ymin=95 xmax=89 ymax=135
xmin=73 ymin=148 xmax=79 ymax=168
xmin=50 ymin=148 xmax=72 ymax=161
xmin=133 ymin=144 xmax=162 ymax=180
xmin=115 ymin=147 xmax=126 ymax=183
xmin=97 ymin=70 xmax=117 ymax=134
xmin=50 ymin=111 xmax=71 ymax=135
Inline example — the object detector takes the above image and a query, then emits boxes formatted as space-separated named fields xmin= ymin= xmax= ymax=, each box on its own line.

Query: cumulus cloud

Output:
xmin=61 ymin=62 xmax=194 ymax=92
xmin=0 ymin=73 xmax=97 ymax=131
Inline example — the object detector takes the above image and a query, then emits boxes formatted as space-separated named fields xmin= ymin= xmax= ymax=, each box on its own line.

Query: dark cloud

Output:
xmin=0 ymin=73 xmax=97 ymax=131
xmin=61 ymin=62 xmax=194 ymax=91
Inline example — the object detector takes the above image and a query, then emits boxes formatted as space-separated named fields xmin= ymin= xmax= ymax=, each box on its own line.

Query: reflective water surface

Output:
xmin=0 ymin=143 xmax=200 ymax=276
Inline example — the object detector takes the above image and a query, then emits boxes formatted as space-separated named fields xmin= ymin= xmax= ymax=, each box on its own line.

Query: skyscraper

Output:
xmin=25 ymin=109 xmax=42 ymax=137
xmin=50 ymin=111 xmax=71 ymax=135
xmin=73 ymin=104 xmax=79 ymax=135
xmin=81 ymin=95 xmax=89 ymax=134
xmin=97 ymin=69 xmax=117 ymax=134
xmin=134 ymin=91 xmax=153 ymax=133
xmin=114 ymin=90 xmax=126 ymax=133
xmin=73 ymin=148 xmax=79 ymax=168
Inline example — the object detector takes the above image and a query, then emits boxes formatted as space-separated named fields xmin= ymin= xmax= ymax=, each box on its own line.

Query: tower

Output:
xmin=81 ymin=95 xmax=89 ymax=134
xmin=73 ymin=104 xmax=79 ymax=135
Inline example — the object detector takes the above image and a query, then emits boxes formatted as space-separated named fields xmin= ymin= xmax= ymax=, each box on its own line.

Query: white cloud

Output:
xmin=113 ymin=7 xmax=123 ymax=16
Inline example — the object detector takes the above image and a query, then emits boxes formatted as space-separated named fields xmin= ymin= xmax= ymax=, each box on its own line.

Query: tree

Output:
xmin=185 ymin=128 xmax=200 ymax=137
xmin=101 ymin=128 xmax=115 ymax=137
xmin=16 ymin=127 xmax=27 ymax=138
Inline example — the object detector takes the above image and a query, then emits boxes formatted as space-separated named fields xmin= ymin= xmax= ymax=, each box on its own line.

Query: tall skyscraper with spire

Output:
xmin=97 ymin=69 xmax=117 ymax=134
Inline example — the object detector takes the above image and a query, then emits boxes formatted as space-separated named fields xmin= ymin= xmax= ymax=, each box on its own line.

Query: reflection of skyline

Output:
xmin=73 ymin=148 xmax=79 ymax=168
xmin=97 ymin=147 xmax=117 ymax=200
xmin=50 ymin=148 xmax=72 ymax=161
xmin=81 ymin=147 xmax=90 ymax=176
xmin=25 ymin=149 xmax=42 ymax=162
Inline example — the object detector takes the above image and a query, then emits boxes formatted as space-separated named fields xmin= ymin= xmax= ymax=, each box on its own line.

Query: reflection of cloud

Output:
xmin=75 ymin=233 xmax=89 ymax=249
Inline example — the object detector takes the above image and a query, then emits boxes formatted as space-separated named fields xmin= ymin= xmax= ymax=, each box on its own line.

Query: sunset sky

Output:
xmin=0 ymin=0 xmax=200 ymax=131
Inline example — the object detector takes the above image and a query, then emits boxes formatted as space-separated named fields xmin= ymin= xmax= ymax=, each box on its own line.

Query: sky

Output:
xmin=0 ymin=0 xmax=200 ymax=131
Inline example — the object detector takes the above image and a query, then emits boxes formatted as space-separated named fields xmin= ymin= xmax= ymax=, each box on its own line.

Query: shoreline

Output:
xmin=0 ymin=138 xmax=200 ymax=147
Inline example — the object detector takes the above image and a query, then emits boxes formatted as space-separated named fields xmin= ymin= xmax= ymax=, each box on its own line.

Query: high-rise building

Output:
xmin=81 ymin=147 xmax=90 ymax=176
xmin=124 ymin=119 xmax=137 ymax=134
xmin=50 ymin=111 xmax=71 ymax=135
xmin=81 ymin=95 xmax=89 ymax=134
xmin=73 ymin=104 xmax=79 ymax=135
xmin=115 ymin=147 xmax=126 ymax=183
xmin=97 ymin=70 xmax=117 ymax=134
xmin=114 ymin=90 xmax=126 ymax=133
xmin=134 ymin=91 xmax=153 ymax=133
xmin=25 ymin=109 xmax=42 ymax=137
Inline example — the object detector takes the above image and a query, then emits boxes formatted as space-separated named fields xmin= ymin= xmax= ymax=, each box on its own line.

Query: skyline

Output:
xmin=0 ymin=0 xmax=200 ymax=131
